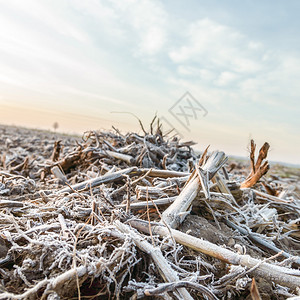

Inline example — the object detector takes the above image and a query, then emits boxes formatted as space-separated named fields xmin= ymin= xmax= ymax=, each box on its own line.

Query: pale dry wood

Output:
xmin=117 ymin=189 xmax=222 ymax=210
xmin=144 ymin=281 xmax=218 ymax=299
xmin=58 ymin=167 xmax=138 ymax=194
xmin=225 ymin=219 xmax=300 ymax=265
xmin=57 ymin=167 xmax=190 ymax=195
xmin=161 ymin=151 xmax=227 ymax=229
xmin=1 ymin=124 xmax=299 ymax=298
xmin=212 ymin=172 xmax=230 ymax=195
xmin=116 ymin=196 xmax=177 ymax=209
xmin=161 ymin=171 xmax=201 ymax=228
xmin=105 ymin=149 xmax=135 ymax=165
xmin=58 ymin=167 xmax=190 ymax=195
xmin=115 ymin=221 xmax=194 ymax=300
xmin=0 ymin=266 xmax=87 ymax=300
xmin=128 ymin=219 xmax=300 ymax=290
xmin=51 ymin=166 xmax=68 ymax=184
xmin=0 ymin=200 xmax=24 ymax=208
xmin=58 ymin=213 xmax=69 ymax=239
xmin=211 ymin=172 xmax=238 ymax=205
xmin=253 ymin=189 xmax=294 ymax=203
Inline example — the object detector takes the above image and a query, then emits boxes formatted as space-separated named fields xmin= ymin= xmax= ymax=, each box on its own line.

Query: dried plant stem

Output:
xmin=144 ymin=169 xmax=189 ymax=178
xmin=58 ymin=167 xmax=137 ymax=193
xmin=144 ymin=281 xmax=218 ymax=300
xmin=162 ymin=151 xmax=227 ymax=229
xmin=225 ymin=219 xmax=300 ymax=265
xmin=115 ymin=221 xmax=193 ymax=300
xmin=51 ymin=165 xmax=68 ymax=184
xmin=241 ymin=140 xmax=270 ymax=188
xmin=0 ymin=266 xmax=88 ymax=300
xmin=161 ymin=171 xmax=201 ymax=228
xmin=104 ymin=150 xmax=135 ymax=165
xmin=128 ymin=219 xmax=300 ymax=290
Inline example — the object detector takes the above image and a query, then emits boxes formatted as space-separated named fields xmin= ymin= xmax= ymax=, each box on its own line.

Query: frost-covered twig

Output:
xmin=115 ymin=220 xmax=194 ymax=300
xmin=129 ymin=219 xmax=300 ymax=290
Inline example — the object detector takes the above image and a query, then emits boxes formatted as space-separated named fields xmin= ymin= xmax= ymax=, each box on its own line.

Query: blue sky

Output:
xmin=0 ymin=0 xmax=299 ymax=164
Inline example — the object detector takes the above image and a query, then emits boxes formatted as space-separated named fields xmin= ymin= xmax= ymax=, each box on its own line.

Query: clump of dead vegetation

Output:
xmin=0 ymin=119 xmax=299 ymax=300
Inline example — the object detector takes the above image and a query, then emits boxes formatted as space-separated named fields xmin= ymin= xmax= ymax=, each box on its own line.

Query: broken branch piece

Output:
xmin=241 ymin=140 xmax=270 ymax=188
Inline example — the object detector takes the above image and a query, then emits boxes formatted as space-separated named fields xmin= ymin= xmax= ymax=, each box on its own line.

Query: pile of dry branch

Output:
xmin=0 ymin=121 xmax=299 ymax=300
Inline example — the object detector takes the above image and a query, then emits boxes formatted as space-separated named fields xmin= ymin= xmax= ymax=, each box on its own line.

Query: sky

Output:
xmin=0 ymin=0 xmax=299 ymax=164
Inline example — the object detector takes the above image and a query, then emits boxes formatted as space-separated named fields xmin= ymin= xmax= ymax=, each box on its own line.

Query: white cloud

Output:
xmin=177 ymin=66 xmax=216 ymax=81
xmin=70 ymin=0 xmax=125 ymax=41
xmin=1 ymin=0 xmax=89 ymax=42
xmin=66 ymin=0 xmax=168 ymax=57
xmin=169 ymin=18 xmax=265 ymax=75
xmin=109 ymin=0 xmax=167 ymax=56
xmin=164 ymin=16 xmax=300 ymax=117
xmin=215 ymin=71 xmax=238 ymax=86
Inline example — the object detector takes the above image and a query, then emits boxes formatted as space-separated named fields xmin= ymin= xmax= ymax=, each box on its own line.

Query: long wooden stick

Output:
xmin=58 ymin=167 xmax=137 ymax=194
xmin=116 ymin=196 xmax=177 ymax=209
xmin=104 ymin=150 xmax=135 ymax=165
xmin=144 ymin=169 xmax=190 ymax=178
xmin=161 ymin=151 xmax=227 ymax=228
xmin=225 ymin=219 xmax=300 ymax=265
xmin=161 ymin=171 xmax=201 ymax=228
xmin=128 ymin=219 xmax=300 ymax=290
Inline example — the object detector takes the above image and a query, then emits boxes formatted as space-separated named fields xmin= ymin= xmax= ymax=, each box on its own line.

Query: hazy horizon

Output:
xmin=0 ymin=0 xmax=299 ymax=164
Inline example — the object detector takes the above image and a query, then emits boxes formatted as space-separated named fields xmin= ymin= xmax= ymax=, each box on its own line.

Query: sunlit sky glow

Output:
xmin=0 ymin=0 xmax=299 ymax=164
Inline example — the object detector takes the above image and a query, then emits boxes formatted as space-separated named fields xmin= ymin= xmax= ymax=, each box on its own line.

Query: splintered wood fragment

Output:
xmin=51 ymin=166 xmax=68 ymax=184
xmin=118 ymin=168 xmax=189 ymax=178
xmin=116 ymin=196 xmax=177 ymax=209
xmin=51 ymin=140 xmax=62 ymax=162
xmin=115 ymin=221 xmax=193 ymax=300
xmin=56 ymin=152 xmax=82 ymax=173
xmin=58 ymin=167 xmax=137 ymax=194
xmin=144 ymin=281 xmax=218 ymax=300
xmin=0 ymin=266 xmax=88 ymax=300
xmin=225 ymin=219 xmax=300 ymax=265
xmin=253 ymin=189 xmax=294 ymax=203
xmin=105 ymin=150 xmax=135 ymax=165
xmin=145 ymin=169 xmax=190 ymax=178
xmin=241 ymin=162 xmax=269 ymax=188
xmin=249 ymin=139 xmax=256 ymax=177
xmin=58 ymin=214 xmax=69 ymax=239
xmin=211 ymin=172 xmax=227 ymax=193
xmin=10 ymin=156 xmax=29 ymax=172
xmin=261 ymin=182 xmax=278 ymax=196
xmin=117 ymin=190 xmax=222 ymax=210
xmin=211 ymin=172 xmax=237 ymax=205
xmin=254 ymin=142 xmax=269 ymax=173
xmin=0 ymin=200 xmax=24 ymax=208
xmin=198 ymin=145 xmax=209 ymax=166
xmin=161 ymin=151 xmax=227 ymax=229
xmin=128 ymin=219 xmax=300 ymax=290
xmin=250 ymin=278 xmax=262 ymax=300
xmin=161 ymin=170 xmax=200 ymax=228
xmin=241 ymin=140 xmax=270 ymax=188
